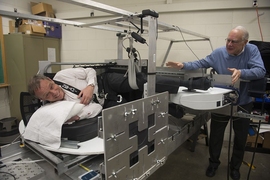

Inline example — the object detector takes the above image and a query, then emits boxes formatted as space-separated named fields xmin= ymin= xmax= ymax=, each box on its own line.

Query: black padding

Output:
xmin=155 ymin=75 xmax=180 ymax=93
xmin=248 ymin=78 xmax=267 ymax=98
xmin=44 ymin=73 xmax=56 ymax=79
xmin=249 ymin=40 xmax=270 ymax=75
xmin=20 ymin=92 xmax=42 ymax=126
xmin=61 ymin=117 xmax=99 ymax=142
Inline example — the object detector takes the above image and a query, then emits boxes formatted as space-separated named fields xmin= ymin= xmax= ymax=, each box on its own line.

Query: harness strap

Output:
xmin=128 ymin=54 xmax=139 ymax=90
xmin=54 ymin=80 xmax=100 ymax=104
xmin=97 ymin=74 xmax=122 ymax=103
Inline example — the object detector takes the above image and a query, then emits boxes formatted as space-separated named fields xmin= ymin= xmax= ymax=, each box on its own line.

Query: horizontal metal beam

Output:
xmin=157 ymin=21 xmax=210 ymax=39
xmin=81 ymin=17 xmax=127 ymax=27
xmin=158 ymin=37 xmax=210 ymax=42
xmin=56 ymin=0 xmax=211 ymax=39
xmin=0 ymin=0 xmax=211 ymax=39
xmin=0 ymin=10 xmax=85 ymax=27
xmin=90 ymin=25 xmax=129 ymax=33
xmin=56 ymin=0 xmax=134 ymax=16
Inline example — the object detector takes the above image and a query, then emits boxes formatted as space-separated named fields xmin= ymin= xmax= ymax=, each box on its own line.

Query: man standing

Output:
xmin=167 ymin=26 xmax=265 ymax=180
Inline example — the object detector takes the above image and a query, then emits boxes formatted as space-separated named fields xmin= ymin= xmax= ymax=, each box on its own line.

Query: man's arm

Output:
xmin=77 ymin=68 xmax=97 ymax=105
xmin=241 ymin=48 xmax=266 ymax=80
xmin=79 ymin=84 xmax=95 ymax=105
xmin=65 ymin=115 xmax=80 ymax=123
xmin=166 ymin=61 xmax=184 ymax=69
xmin=227 ymin=68 xmax=241 ymax=84
xmin=77 ymin=103 xmax=102 ymax=119
xmin=54 ymin=67 xmax=98 ymax=105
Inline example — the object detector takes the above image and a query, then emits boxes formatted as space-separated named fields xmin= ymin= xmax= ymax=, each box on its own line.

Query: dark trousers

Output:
xmin=209 ymin=103 xmax=253 ymax=170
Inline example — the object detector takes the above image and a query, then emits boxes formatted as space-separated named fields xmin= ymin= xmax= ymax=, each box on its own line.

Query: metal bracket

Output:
xmin=102 ymin=92 xmax=169 ymax=179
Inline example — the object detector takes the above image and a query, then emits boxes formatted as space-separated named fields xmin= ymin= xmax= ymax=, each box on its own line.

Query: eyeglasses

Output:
xmin=225 ymin=38 xmax=243 ymax=44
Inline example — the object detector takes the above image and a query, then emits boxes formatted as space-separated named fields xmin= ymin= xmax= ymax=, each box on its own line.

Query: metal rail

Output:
xmin=1 ymin=0 xmax=211 ymax=38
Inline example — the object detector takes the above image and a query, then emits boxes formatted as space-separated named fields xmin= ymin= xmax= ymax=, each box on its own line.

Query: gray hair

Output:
xmin=232 ymin=26 xmax=249 ymax=41
xmin=28 ymin=74 xmax=50 ymax=97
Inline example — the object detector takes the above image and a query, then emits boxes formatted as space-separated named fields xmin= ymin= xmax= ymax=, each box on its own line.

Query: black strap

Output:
xmin=54 ymin=80 xmax=99 ymax=104
xmin=54 ymin=80 xmax=81 ymax=95
xmin=97 ymin=73 xmax=122 ymax=102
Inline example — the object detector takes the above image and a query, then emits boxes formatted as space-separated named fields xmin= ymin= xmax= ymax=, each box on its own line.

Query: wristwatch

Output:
xmin=88 ymin=83 xmax=95 ymax=87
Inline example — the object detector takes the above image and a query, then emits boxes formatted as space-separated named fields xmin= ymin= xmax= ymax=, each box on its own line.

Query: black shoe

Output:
xmin=230 ymin=169 xmax=240 ymax=180
xmin=206 ymin=165 xmax=217 ymax=177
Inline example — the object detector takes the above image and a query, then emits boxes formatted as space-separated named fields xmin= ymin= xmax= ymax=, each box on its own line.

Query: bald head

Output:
xmin=231 ymin=26 xmax=249 ymax=41
xmin=226 ymin=26 xmax=249 ymax=56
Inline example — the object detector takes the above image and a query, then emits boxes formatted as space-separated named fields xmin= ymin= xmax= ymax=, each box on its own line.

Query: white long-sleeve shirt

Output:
xmin=53 ymin=68 xmax=103 ymax=119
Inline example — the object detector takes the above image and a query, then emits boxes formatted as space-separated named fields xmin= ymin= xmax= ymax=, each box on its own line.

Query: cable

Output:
xmin=135 ymin=49 xmax=142 ymax=72
xmin=1 ymin=134 xmax=22 ymax=149
xmin=255 ymin=7 xmax=264 ymax=41
xmin=247 ymin=120 xmax=261 ymax=180
xmin=0 ymin=159 xmax=45 ymax=180
xmin=0 ymin=171 xmax=16 ymax=180
xmin=10 ymin=134 xmax=21 ymax=144
xmin=225 ymin=100 xmax=261 ymax=180
xmin=175 ymin=26 xmax=200 ymax=60
xmin=223 ymin=94 xmax=245 ymax=180
xmin=79 ymin=164 xmax=91 ymax=172
xmin=121 ymin=37 xmax=129 ymax=50
xmin=227 ymin=102 xmax=234 ymax=180
xmin=4 ymin=159 xmax=45 ymax=165
xmin=175 ymin=25 xmax=206 ymax=76
xmin=246 ymin=96 xmax=266 ymax=180
xmin=123 ymin=35 xmax=143 ymax=74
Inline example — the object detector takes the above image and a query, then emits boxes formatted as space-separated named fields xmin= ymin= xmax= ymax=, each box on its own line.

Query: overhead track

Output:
xmin=56 ymin=0 xmax=134 ymax=16
xmin=0 ymin=0 xmax=210 ymax=40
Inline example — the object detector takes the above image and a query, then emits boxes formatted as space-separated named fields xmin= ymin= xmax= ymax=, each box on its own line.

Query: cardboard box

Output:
xmin=9 ymin=20 xmax=15 ymax=33
xmin=20 ymin=19 xmax=43 ymax=26
xmin=263 ymin=132 xmax=270 ymax=149
xmin=31 ymin=2 xmax=55 ymax=18
xmin=246 ymin=134 xmax=263 ymax=148
xmin=31 ymin=2 xmax=53 ymax=14
xmin=18 ymin=24 xmax=46 ymax=36
xmin=37 ymin=11 xmax=56 ymax=18
xmin=43 ymin=22 xmax=62 ymax=39
xmin=18 ymin=19 xmax=46 ymax=36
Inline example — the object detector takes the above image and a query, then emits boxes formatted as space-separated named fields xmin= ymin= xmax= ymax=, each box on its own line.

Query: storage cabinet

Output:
xmin=4 ymin=34 xmax=61 ymax=120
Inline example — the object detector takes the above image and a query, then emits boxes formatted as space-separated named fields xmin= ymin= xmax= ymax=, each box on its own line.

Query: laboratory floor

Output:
xmin=147 ymin=139 xmax=270 ymax=180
